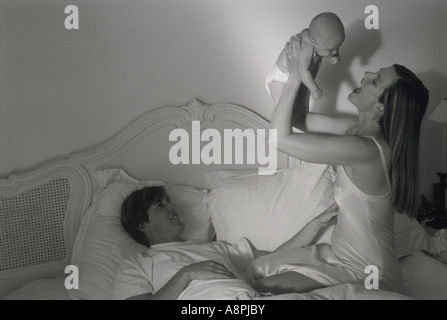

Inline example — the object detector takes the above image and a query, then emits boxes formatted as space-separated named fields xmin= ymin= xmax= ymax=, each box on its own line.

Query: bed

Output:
xmin=2 ymin=99 xmax=447 ymax=300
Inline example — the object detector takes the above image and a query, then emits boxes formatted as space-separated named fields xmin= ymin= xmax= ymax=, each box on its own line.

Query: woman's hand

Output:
xmin=180 ymin=260 xmax=237 ymax=282
xmin=284 ymin=32 xmax=321 ymax=80
xmin=311 ymin=203 xmax=339 ymax=229
xmin=284 ymin=34 xmax=302 ymax=78
xmin=345 ymin=124 xmax=359 ymax=136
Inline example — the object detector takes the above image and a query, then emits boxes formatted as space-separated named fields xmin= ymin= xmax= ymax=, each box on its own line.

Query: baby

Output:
xmin=265 ymin=12 xmax=345 ymax=100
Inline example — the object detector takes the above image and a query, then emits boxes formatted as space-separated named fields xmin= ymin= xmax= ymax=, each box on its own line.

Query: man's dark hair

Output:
xmin=121 ymin=186 xmax=167 ymax=247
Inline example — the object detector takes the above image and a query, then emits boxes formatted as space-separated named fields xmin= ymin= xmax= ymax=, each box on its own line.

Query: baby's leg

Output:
xmin=300 ymin=69 xmax=323 ymax=99
xmin=299 ymin=42 xmax=322 ymax=99
xmin=265 ymin=48 xmax=289 ymax=96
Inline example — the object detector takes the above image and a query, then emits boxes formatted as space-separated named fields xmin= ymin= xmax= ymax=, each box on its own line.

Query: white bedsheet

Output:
xmin=260 ymin=283 xmax=412 ymax=300
xmin=5 ymin=277 xmax=411 ymax=300
xmin=5 ymin=251 xmax=447 ymax=300
xmin=4 ymin=277 xmax=69 ymax=300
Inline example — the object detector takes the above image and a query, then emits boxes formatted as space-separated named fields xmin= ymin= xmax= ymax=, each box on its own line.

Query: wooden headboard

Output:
xmin=0 ymin=99 xmax=297 ymax=298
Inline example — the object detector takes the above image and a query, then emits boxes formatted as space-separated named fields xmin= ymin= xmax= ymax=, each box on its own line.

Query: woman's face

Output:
xmin=147 ymin=195 xmax=185 ymax=238
xmin=348 ymin=66 xmax=398 ymax=110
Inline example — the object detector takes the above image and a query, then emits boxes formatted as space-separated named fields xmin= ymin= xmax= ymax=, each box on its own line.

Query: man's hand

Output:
xmin=180 ymin=260 xmax=237 ymax=282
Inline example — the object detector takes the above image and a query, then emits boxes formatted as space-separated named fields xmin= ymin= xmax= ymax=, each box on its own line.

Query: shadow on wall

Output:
xmin=313 ymin=19 xmax=382 ymax=115
xmin=419 ymin=70 xmax=447 ymax=200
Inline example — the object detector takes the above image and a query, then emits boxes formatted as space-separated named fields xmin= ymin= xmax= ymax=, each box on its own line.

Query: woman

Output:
xmin=247 ymin=34 xmax=429 ymax=294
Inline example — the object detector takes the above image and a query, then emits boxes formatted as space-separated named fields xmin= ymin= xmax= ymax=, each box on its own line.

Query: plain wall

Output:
xmin=1 ymin=0 xmax=446 ymax=202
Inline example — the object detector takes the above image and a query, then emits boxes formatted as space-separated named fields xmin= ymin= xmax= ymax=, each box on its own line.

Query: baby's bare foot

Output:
xmin=311 ymin=89 xmax=323 ymax=100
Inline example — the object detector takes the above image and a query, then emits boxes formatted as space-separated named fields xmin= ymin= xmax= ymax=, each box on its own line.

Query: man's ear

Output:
xmin=375 ymin=103 xmax=385 ymax=116
xmin=309 ymin=37 xmax=318 ymax=47
xmin=137 ymin=222 xmax=150 ymax=232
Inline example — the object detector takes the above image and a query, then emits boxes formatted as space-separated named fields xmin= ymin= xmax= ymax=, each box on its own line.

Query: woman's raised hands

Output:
xmin=284 ymin=34 xmax=303 ymax=77
xmin=285 ymin=32 xmax=322 ymax=84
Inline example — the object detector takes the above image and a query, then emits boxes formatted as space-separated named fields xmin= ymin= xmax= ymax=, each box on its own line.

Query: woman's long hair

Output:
xmin=379 ymin=64 xmax=429 ymax=218
xmin=121 ymin=186 xmax=167 ymax=247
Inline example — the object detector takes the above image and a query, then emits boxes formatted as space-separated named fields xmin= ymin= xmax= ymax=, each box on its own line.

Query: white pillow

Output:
xmin=69 ymin=169 xmax=214 ymax=300
xmin=205 ymin=164 xmax=437 ymax=258
xmin=205 ymin=163 xmax=336 ymax=251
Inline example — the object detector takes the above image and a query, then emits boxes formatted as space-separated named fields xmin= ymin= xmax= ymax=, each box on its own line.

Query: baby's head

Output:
xmin=308 ymin=12 xmax=345 ymax=64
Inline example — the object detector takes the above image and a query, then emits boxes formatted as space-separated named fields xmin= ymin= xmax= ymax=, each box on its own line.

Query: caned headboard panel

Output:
xmin=0 ymin=159 xmax=92 ymax=297
xmin=0 ymin=99 xmax=297 ymax=298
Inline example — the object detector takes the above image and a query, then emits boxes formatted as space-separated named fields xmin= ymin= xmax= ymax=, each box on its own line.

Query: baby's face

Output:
xmin=312 ymin=34 xmax=343 ymax=65
xmin=308 ymin=19 xmax=345 ymax=64
xmin=315 ymin=45 xmax=339 ymax=58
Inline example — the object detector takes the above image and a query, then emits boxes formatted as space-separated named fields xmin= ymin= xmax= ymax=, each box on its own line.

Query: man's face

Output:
xmin=147 ymin=195 xmax=185 ymax=238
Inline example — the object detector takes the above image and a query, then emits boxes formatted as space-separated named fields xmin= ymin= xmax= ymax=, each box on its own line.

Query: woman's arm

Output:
xmin=270 ymin=38 xmax=372 ymax=166
xmin=275 ymin=203 xmax=338 ymax=252
xmin=245 ymin=205 xmax=338 ymax=286
xmin=247 ymin=203 xmax=338 ymax=260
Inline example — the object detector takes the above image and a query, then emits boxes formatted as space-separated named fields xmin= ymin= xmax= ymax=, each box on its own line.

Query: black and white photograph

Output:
xmin=1 ymin=0 xmax=447 ymax=304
